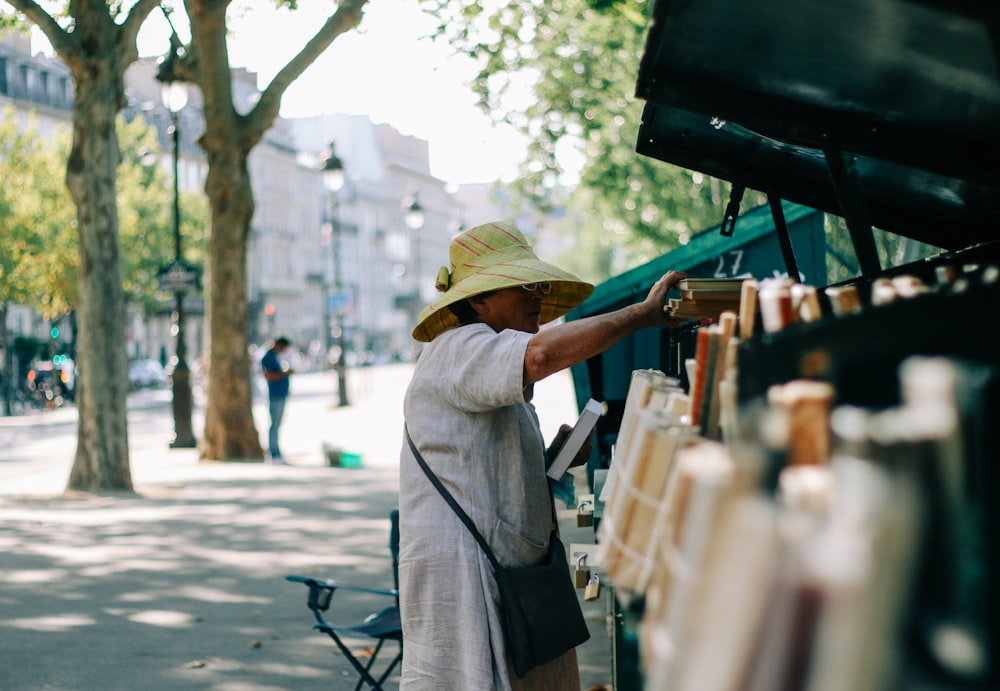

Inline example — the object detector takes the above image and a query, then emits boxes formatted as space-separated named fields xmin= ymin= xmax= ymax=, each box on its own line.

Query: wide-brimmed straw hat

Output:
xmin=412 ymin=221 xmax=594 ymax=342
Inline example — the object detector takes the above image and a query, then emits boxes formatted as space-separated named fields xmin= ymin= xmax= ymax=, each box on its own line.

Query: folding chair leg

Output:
xmin=326 ymin=632 xmax=391 ymax=691
xmin=368 ymin=644 xmax=402 ymax=691
xmin=352 ymin=639 xmax=386 ymax=691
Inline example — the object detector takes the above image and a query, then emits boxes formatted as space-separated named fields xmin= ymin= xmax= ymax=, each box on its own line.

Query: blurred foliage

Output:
xmin=420 ymin=0 xmax=740 ymax=281
xmin=823 ymin=214 xmax=943 ymax=287
xmin=421 ymin=0 xmax=940 ymax=285
xmin=0 ymin=109 xmax=76 ymax=318
xmin=0 ymin=108 xmax=207 ymax=319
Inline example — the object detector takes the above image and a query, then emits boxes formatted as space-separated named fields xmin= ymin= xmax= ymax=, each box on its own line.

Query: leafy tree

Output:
xmin=421 ymin=0 xmax=732 ymax=277
xmin=163 ymin=0 xmax=369 ymax=461
xmin=0 ymin=111 xmax=48 ymax=413
xmin=19 ymin=128 xmax=78 ymax=318
xmin=0 ymin=111 xmax=55 ymax=313
xmin=423 ymin=1 xmax=942 ymax=285
xmin=0 ymin=104 xmax=201 ymax=415
xmin=3 ymin=0 xmax=162 ymax=491
xmin=0 ymin=110 xmax=78 ymax=414
xmin=0 ymin=110 xmax=78 ymax=317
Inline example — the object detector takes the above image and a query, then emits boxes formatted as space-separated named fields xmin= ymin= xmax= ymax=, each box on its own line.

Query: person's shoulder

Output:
xmin=433 ymin=323 xmax=530 ymax=357
xmin=438 ymin=322 xmax=487 ymax=338
xmin=433 ymin=323 xmax=496 ymax=347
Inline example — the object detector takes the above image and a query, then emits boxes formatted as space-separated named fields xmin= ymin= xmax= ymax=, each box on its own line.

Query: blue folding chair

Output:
xmin=286 ymin=509 xmax=402 ymax=691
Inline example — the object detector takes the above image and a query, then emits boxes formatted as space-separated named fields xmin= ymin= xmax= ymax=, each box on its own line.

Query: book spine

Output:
xmin=689 ymin=327 xmax=710 ymax=427
xmin=697 ymin=327 xmax=721 ymax=437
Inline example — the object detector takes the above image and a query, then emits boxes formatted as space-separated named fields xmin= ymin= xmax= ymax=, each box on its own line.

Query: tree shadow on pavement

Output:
xmin=0 ymin=465 xmax=401 ymax=691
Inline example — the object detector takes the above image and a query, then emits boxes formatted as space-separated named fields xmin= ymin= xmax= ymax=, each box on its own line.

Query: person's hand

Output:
xmin=547 ymin=424 xmax=594 ymax=468
xmin=640 ymin=270 xmax=688 ymax=326
xmin=547 ymin=424 xmax=572 ymax=460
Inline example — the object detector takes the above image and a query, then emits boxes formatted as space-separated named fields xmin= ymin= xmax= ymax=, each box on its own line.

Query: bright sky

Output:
xmin=136 ymin=0 xmax=532 ymax=185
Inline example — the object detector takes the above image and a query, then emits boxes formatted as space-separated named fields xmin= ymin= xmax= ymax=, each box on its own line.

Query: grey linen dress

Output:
xmin=399 ymin=323 xmax=581 ymax=690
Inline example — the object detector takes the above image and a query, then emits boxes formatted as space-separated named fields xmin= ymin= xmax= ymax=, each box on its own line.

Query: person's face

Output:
xmin=474 ymin=285 xmax=546 ymax=334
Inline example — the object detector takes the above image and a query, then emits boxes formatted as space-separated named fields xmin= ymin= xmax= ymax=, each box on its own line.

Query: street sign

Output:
xmin=158 ymin=260 xmax=200 ymax=292
xmin=328 ymin=289 xmax=353 ymax=315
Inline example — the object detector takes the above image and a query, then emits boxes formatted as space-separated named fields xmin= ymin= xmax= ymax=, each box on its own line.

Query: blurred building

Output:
xmin=1 ymin=32 xmax=510 ymax=385
xmin=286 ymin=113 xmax=461 ymax=363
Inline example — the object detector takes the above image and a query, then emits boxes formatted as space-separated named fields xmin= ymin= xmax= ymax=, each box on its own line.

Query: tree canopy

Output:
xmin=421 ymin=0 xmax=734 ymax=280
xmin=0 ymin=110 xmax=74 ymax=317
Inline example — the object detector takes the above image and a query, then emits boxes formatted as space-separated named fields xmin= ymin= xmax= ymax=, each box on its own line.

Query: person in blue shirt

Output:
xmin=261 ymin=336 xmax=294 ymax=464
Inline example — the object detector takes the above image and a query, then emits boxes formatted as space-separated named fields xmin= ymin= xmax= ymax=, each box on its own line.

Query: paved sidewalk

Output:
xmin=0 ymin=364 xmax=613 ymax=690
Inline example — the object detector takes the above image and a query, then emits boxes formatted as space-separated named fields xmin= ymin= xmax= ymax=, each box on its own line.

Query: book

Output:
xmin=666 ymin=300 xmax=741 ymax=320
xmin=680 ymin=289 xmax=747 ymax=301
xmin=677 ymin=277 xmax=746 ymax=292
xmin=547 ymin=398 xmax=603 ymax=479
xmin=665 ymin=278 xmax=744 ymax=320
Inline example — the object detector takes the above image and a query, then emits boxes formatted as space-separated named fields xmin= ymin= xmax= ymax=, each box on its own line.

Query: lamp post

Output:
xmin=402 ymin=192 xmax=425 ymax=356
xmin=321 ymin=142 xmax=349 ymax=407
xmin=156 ymin=29 xmax=196 ymax=449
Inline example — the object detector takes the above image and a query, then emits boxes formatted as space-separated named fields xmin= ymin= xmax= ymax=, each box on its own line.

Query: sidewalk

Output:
xmin=0 ymin=364 xmax=613 ymax=690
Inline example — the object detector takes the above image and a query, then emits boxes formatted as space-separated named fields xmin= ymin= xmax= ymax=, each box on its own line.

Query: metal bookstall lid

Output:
xmin=633 ymin=0 xmax=1000 ymax=260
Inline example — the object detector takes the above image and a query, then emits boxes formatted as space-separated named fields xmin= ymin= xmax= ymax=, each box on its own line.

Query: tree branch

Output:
xmin=6 ymin=0 xmax=69 ymax=52
xmin=248 ymin=0 xmax=369 ymax=136
xmin=119 ymin=0 xmax=163 ymax=59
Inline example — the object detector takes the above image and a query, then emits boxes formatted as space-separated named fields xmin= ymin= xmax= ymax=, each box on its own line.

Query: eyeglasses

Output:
xmin=520 ymin=282 xmax=552 ymax=294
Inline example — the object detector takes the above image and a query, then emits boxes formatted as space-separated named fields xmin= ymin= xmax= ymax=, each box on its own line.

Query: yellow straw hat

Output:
xmin=412 ymin=221 xmax=594 ymax=342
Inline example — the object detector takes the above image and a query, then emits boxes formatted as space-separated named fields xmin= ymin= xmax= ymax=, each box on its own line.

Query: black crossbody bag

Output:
xmin=405 ymin=426 xmax=590 ymax=678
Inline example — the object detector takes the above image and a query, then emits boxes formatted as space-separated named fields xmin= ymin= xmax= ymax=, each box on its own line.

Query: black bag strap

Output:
xmin=405 ymin=425 xmax=501 ymax=570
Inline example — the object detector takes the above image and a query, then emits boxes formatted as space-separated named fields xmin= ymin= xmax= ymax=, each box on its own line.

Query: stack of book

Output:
xmin=665 ymin=277 xmax=746 ymax=320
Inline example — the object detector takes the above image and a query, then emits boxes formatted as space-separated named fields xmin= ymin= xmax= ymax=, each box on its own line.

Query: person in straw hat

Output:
xmin=398 ymin=220 xmax=686 ymax=690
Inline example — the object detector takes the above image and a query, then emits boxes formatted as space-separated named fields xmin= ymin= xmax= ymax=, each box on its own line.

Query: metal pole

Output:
xmin=169 ymin=111 xmax=196 ymax=448
xmin=322 ymin=235 xmax=333 ymax=355
xmin=332 ymin=195 xmax=349 ymax=407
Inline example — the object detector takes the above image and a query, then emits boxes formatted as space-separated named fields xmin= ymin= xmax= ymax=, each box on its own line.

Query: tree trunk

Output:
xmin=183 ymin=0 xmax=368 ymax=460
xmin=199 ymin=146 xmax=264 ymax=461
xmin=7 ymin=0 xmax=159 ymax=491
xmin=64 ymin=58 xmax=133 ymax=492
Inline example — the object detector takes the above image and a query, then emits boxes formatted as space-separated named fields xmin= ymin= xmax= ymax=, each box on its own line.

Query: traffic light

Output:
xmin=50 ymin=326 xmax=59 ymax=339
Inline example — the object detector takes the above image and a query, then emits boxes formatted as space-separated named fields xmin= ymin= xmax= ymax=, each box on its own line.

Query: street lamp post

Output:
xmin=403 ymin=192 xmax=425 ymax=358
xmin=156 ymin=30 xmax=196 ymax=449
xmin=321 ymin=142 xmax=349 ymax=407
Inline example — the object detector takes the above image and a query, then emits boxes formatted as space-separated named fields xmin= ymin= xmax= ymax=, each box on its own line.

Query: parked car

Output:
xmin=26 ymin=358 xmax=75 ymax=406
xmin=128 ymin=359 xmax=169 ymax=390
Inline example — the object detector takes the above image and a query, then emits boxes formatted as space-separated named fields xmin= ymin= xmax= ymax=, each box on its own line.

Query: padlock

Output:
xmin=576 ymin=500 xmax=594 ymax=527
xmin=584 ymin=574 xmax=602 ymax=601
xmin=574 ymin=554 xmax=591 ymax=588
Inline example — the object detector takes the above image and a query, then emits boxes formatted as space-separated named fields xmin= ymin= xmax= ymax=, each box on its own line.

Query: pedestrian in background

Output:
xmin=399 ymin=221 xmax=687 ymax=689
xmin=261 ymin=336 xmax=294 ymax=465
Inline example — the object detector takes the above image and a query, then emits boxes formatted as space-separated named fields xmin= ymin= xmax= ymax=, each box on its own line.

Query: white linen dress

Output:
xmin=398 ymin=323 xmax=581 ymax=690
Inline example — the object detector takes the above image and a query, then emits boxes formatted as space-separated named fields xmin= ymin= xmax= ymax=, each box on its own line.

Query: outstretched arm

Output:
xmin=523 ymin=270 xmax=687 ymax=386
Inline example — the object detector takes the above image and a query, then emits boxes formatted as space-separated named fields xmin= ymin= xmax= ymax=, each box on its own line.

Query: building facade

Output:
xmin=2 ymin=32 xmax=504 ymax=392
